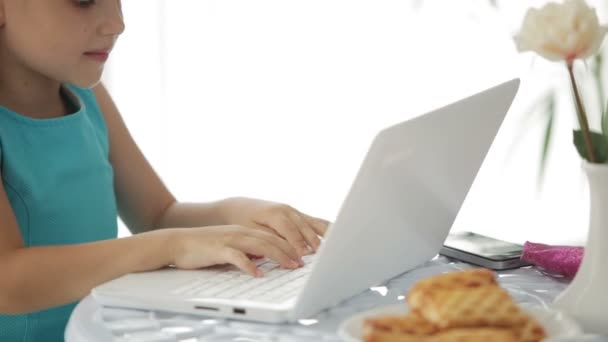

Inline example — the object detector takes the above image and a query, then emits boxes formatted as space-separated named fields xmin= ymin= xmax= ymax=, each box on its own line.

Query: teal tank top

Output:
xmin=0 ymin=85 xmax=118 ymax=341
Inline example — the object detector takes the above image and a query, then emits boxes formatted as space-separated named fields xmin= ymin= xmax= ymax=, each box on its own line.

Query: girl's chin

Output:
xmin=68 ymin=74 xmax=103 ymax=89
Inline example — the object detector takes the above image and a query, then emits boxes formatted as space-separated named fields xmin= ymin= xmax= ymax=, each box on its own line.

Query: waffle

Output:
xmin=363 ymin=329 xmax=429 ymax=342
xmin=407 ymin=268 xmax=497 ymax=310
xmin=362 ymin=268 xmax=547 ymax=342
xmin=517 ymin=317 xmax=547 ymax=342
xmin=428 ymin=327 xmax=519 ymax=342
xmin=364 ymin=312 xmax=438 ymax=336
xmin=417 ymin=285 xmax=529 ymax=329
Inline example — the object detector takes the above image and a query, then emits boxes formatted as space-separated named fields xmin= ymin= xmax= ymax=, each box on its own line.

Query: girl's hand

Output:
xmin=217 ymin=197 xmax=330 ymax=256
xmin=167 ymin=226 xmax=304 ymax=277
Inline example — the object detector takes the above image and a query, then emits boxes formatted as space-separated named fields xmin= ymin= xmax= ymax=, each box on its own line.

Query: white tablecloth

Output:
xmin=65 ymin=256 xmax=597 ymax=342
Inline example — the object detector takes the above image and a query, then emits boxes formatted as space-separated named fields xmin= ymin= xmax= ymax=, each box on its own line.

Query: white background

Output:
xmin=104 ymin=0 xmax=608 ymax=245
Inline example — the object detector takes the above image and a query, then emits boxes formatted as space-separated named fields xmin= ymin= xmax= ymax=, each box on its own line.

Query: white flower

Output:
xmin=514 ymin=0 xmax=608 ymax=62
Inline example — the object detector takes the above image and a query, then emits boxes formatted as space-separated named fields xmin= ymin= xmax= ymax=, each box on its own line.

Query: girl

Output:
xmin=0 ymin=0 xmax=329 ymax=341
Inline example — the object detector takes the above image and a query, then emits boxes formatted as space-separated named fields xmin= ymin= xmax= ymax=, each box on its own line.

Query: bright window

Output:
xmin=105 ymin=0 xmax=592 ymax=245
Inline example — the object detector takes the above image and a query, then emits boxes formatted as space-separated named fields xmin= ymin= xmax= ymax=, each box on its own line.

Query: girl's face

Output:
xmin=0 ymin=0 xmax=124 ymax=88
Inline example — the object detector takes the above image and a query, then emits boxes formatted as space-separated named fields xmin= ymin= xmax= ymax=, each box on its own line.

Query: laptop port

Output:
xmin=233 ymin=308 xmax=246 ymax=315
xmin=194 ymin=305 xmax=219 ymax=311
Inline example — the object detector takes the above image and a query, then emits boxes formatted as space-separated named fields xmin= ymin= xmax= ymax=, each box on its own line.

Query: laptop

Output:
xmin=92 ymin=78 xmax=520 ymax=323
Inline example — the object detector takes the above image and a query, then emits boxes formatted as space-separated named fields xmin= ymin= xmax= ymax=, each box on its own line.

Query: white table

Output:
xmin=65 ymin=256 xmax=597 ymax=342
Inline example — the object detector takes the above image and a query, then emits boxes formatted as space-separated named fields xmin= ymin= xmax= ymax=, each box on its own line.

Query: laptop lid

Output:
xmin=291 ymin=79 xmax=520 ymax=320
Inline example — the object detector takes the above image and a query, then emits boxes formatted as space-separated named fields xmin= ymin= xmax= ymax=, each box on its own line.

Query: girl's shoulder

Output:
xmin=63 ymin=84 xmax=108 ymax=134
xmin=0 ymin=83 xmax=110 ymax=163
xmin=0 ymin=84 xmax=103 ymax=128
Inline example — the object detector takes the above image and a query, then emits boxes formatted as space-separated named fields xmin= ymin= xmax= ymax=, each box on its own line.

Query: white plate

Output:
xmin=338 ymin=303 xmax=583 ymax=342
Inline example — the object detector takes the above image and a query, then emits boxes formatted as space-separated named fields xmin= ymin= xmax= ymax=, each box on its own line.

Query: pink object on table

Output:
xmin=521 ymin=241 xmax=584 ymax=279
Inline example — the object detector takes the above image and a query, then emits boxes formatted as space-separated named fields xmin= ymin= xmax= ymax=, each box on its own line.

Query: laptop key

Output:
xmin=258 ymin=262 xmax=280 ymax=273
xmin=172 ymin=256 xmax=315 ymax=301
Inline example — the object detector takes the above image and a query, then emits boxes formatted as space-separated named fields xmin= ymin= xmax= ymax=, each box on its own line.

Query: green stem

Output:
xmin=567 ymin=62 xmax=597 ymax=163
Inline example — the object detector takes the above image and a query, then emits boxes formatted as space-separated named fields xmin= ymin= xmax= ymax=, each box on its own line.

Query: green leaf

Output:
xmin=505 ymin=91 xmax=554 ymax=165
xmin=573 ymin=130 xmax=608 ymax=163
xmin=538 ymin=97 xmax=555 ymax=184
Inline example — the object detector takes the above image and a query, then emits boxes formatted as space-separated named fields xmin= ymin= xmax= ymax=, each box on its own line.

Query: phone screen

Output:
xmin=443 ymin=231 xmax=523 ymax=260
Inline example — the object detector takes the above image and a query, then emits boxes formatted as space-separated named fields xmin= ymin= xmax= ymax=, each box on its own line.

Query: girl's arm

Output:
xmin=0 ymin=176 xmax=170 ymax=313
xmin=93 ymin=84 xmax=224 ymax=234
xmin=95 ymin=85 xmax=329 ymax=254
xmin=0 ymin=175 xmax=300 ymax=314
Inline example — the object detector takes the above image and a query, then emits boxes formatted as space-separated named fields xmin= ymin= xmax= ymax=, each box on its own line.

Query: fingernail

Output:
xmin=255 ymin=269 xmax=264 ymax=277
xmin=289 ymin=260 xmax=299 ymax=268
xmin=298 ymin=258 xmax=305 ymax=266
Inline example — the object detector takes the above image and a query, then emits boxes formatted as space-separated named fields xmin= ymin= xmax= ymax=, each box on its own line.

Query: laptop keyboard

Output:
xmin=171 ymin=254 xmax=316 ymax=303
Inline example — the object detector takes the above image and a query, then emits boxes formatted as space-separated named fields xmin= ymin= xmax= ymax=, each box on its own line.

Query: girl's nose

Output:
xmin=98 ymin=1 xmax=125 ymax=36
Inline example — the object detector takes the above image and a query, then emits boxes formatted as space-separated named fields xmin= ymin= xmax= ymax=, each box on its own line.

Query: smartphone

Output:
xmin=439 ymin=231 xmax=532 ymax=270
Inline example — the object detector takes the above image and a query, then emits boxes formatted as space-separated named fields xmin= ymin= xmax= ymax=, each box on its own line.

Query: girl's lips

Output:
xmin=84 ymin=51 xmax=109 ymax=62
